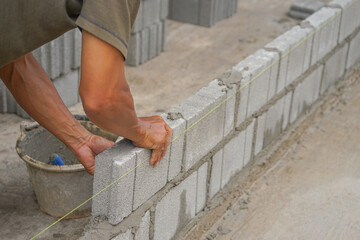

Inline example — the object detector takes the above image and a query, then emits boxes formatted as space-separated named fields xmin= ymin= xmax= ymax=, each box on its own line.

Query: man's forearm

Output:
xmin=0 ymin=53 xmax=91 ymax=151
xmin=79 ymin=30 xmax=144 ymax=142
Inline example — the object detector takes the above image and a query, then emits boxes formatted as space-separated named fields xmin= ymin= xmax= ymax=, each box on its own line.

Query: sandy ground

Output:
xmin=199 ymin=80 xmax=360 ymax=239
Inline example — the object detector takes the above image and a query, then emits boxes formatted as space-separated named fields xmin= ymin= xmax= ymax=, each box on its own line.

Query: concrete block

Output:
xmin=132 ymin=1 xmax=143 ymax=33
xmin=169 ymin=0 xmax=200 ymax=25
xmin=126 ymin=33 xmax=141 ymax=66
xmin=72 ymin=29 xmax=82 ymax=70
xmin=196 ymin=162 xmax=208 ymax=213
xmin=301 ymin=7 xmax=341 ymax=65
xmin=112 ymin=229 xmax=133 ymax=240
xmin=254 ymin=114 xmax=266 ymax=156
xmin=60 ymin=31 xmax=73 ymax=76
xmin=163 ymin=115 xmax=186 ymax=181
xmin=209 ymin=149 xmax=223 ymax=199
xmin=161 ymin=19 xmax=167 ymax=51
xmin=53 ymin=70 xmax=80 ymax=107
xmin=215 ymin=0 xmax=225 ymax=22
xmin=329 ymin=0 xmax=360 ymax=43
xmin=289 ymin=0 xmax=325 ymax=19
xmin=141 ymin=27 xmax=150 ymax=64
xmin=170 ymin=80 xmax=226 ymax=171
xmin=264 ymin=49 xmax=279 ymax=101
xmin=92 ymin=140 xmax=136 ymax=224
xmin=282 ymin=91 xmax=293 ymax=131
xmin=5 ymin=88 xmax=17 ymax=113
xmin=221 ymin=130 xmax=245 ymax=188
xmin=199 ymin=0 xmax=216 ymax=27
xmin=133 ymin=147 xmax=169 ymax=210
xmin=347 ymin=31 xmax=360 ymax=69
xmin=108 ymin=152 xmax=137 ymax=225
xmin=285 ymin=26 xmax=314 ymax=86
xmin=143 ymin=0 xmax=161 ymax=28
xmin=0 ymin=81 xmax=6 ymax=113
xmin=264 ymin=97 xmax=285 ymax=147
xmin=224 ymin=84 xmax=236 ymax=137
xmin=234 ymin=49 xmax=274 ymax=117
xmin=154 ymin=171 xmax=197 ymax=240
xmin=49 ymin=39 xmax=61 ymax=80
xmin=244 ymin=120 xmax=254 ymax=166
xmin=156 ymin=21 xmax=163 ymax=55
xmin=290 ymin=65 xmax=323 ymax=123
xmin=321 ymin=42 xmax=348 ymax=94
xmin=149 ymin=22 xmax=159 ymax=59
xmin=220 ymin=67 xmax=249 ymax=127
xmin=135 ymin=211 xmax=150 ymax=240
xmin=160 ymin=0 xmax=169 ymax=20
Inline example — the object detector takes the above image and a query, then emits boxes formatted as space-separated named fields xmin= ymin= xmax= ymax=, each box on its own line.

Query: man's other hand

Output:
xmin=132 ymin=116 xmax=173 ymax=166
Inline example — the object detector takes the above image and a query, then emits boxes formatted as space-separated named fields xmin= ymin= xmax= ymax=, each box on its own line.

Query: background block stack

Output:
xmin=168 ymin=0 xmax=238 ymax=27
xmin=126 ymin=0 xmax=168 ymax=66
xmin=0 ymin=29 xmax=82 ymax=118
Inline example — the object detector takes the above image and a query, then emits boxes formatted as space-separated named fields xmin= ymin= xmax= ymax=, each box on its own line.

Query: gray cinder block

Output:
xmin=0 ymin=81 xmax=6 ymax=113
xmin=149 ymin=22 xmax=159 ymax=59
xmin=284 ymin=26 xmax=314 ymax=86
xmin=244 ymin=120 xmax=254 ymax=167
xmin=92 ymin=140 xmax=136 ymax=225
xmin=112 ymin=229 xmax=133 ymax=240
xmin=346 ymin=31 xmax=360 ymax=69
xmin=321 ymin=42 xmax=348 ymax=94
xmin=301 ymin=7 xmax=341 ymax=65
xmin=143 ymin=0 xmax=161 ymax=29
xmin=141 ymin=27 xmax=150 ymax=64
xmin=290 ymin=65 xmax=323 ymax=123
xmin=169 ymin=0 xmax=238 ymax=27
xmin=209 ymin=149 xmax=223 ymax=198
xmin=160 ymin=0 xmax=169 ymax=20
xmin=154 ymin=171 xmax=197 ymax=240
xmin=221 ymin=130 xmax=245 ymax=188
xmin=52 ymin=70 xmax=80 ymax=107
xmin=126 ymin=32 xmax=142 ymax=66
xmin=134 ymin=211 xmax=150 ymax=240
xmin=196 ymin=162 xmax=208 ymax=213
xmin=133 ymin=1 xmax=143 ymax=33
xmin=224 ymin=84 xmax=236 ymax=137
xmin=254 ymin=114 xmax=266 ymax=156
xmin=264 ymin=97 xmax=285 ymax=147
xmin=329 ymin=0 xmax=360 ymax=43
xmin=72 ymin=29 xmax=82 ymax=70
xmin=132 ymin=147 xmax=169 ymax=210
xmin=234 ymin=49 xmax=274 ymax=118
xmin=170 ymin=80 xmax=226 ymax=171
xmin=282 ymin=91 xmax=293 ymax=131
xmin=163 ymin=115 xmax=186 ymax=181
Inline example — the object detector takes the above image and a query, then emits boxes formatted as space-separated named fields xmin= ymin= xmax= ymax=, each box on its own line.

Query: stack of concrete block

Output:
xmin=168 ymin=0 xmax=238 ymax=27
xmin=90 ymin=1 xmax=360 ymax=239
xmin=126 ymin=0 xmax=168 ymax=66
xmin=0 ymin=29 xmax=82 ymax=118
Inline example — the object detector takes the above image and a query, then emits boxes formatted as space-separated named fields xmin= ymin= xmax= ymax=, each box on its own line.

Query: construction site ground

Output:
xmin=1 ymin=0 xmax=353 ymax=239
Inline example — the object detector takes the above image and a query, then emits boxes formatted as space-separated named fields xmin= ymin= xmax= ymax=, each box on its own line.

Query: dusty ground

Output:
xmin=196 ymin=78 xmax=360 ymax=239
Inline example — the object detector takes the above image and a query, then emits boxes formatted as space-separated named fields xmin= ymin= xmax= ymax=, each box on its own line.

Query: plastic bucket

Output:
xmin=16 ymin=115 xmax=117 ymax=218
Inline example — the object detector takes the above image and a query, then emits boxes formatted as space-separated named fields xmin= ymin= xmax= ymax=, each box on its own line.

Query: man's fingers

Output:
xmin=150 ymin=148 xmax=162 ymax=165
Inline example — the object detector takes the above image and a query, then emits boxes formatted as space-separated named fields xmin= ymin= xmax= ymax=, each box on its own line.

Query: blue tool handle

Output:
xmin=49 ymin=153 xmax=65 ymax=166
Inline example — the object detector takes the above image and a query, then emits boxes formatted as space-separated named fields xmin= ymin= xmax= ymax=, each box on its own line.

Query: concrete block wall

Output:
xmin=126 ymin=0 xmax=168 ymax=66
xmin=0 ymin=29 xmax=82 ymax=118
xmin=89 ymin=1 xmax=360 ymax=239
xmin=168 ymin=0 xmax=238 ymax=27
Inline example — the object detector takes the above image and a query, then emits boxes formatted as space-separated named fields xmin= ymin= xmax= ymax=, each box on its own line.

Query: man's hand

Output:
xmin=74 ymin=134 xmax=115 ymax=175
xmin=132 ymin=116 xmax=173 ymax=166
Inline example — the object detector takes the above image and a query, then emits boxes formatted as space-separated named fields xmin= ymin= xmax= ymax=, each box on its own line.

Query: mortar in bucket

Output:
xmin=16 ymin=115 xmax=118 ymax=218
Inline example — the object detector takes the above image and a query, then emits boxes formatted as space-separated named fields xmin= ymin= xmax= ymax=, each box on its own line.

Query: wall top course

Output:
xmin=301 ymin=7 xmax=341 ymax=29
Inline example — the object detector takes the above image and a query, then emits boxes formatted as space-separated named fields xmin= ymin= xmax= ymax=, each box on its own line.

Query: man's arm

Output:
xmin=0 ymin=53 xmax=115 ymax=175
xmin=79 ymin=30 xmax=172 ymax=166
